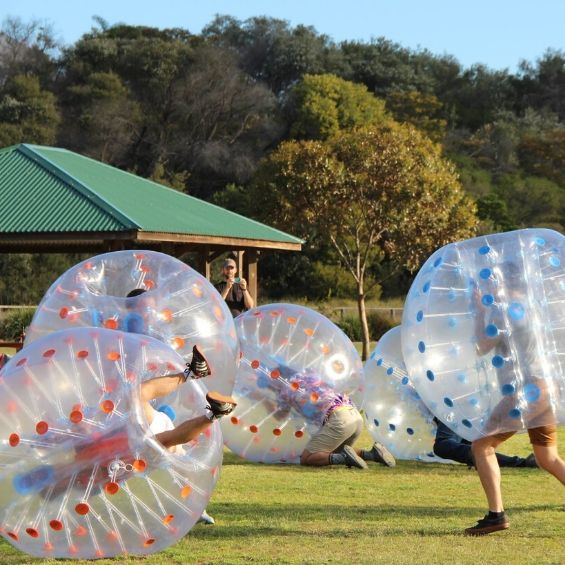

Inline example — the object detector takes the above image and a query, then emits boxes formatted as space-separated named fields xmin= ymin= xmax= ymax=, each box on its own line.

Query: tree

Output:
xmin=0 ymin=74 xmax=60 ymax=146
xmin=249 ymin=125 xmax=478 ymax=359
xmin=286 ymin=74 xmax=390 ymax=140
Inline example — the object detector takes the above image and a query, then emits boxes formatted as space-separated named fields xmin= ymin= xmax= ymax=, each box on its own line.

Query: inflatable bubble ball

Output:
xmin=401 ymin=228 xmax=565 ymax=441
xmin=25 ymin=250 xmax=238 ymax=395
xmin=0 ymin=328 xmax=223 ymax=558
xmin=364 ymin=326 xmax=446 ymax=462
xmin=221 ymin=304 xmax=364 ymax=463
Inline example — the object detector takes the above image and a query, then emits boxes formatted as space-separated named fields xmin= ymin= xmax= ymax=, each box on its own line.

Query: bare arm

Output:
xmin=239 ymin=278 xmax=254 ymax=309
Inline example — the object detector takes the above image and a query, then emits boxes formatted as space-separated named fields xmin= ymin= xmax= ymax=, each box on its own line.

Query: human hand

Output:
xmin=239 ymin=278 xmax=247 ymax=291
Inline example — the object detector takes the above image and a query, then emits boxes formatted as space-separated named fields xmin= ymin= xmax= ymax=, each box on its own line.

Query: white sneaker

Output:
xmin=197 ymin=509 xmax=215 ymax=525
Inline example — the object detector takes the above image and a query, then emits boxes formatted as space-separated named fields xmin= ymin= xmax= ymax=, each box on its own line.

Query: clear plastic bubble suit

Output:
xmin=0 ymin=328 xmax=223 ymax=558
xmin=25 ymin=250 xmax=238 ymax=395
xmin=364 ymin=326 xmax=445 ymax=462
xmin=402 ymin=228 xmax=565 ymax=441
xmin=221 ymin=304 xmax=364 ymax=463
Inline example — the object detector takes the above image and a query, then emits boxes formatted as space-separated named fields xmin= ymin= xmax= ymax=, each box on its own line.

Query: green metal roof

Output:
xmin=0 ymin=144 xmax=302 ymax=246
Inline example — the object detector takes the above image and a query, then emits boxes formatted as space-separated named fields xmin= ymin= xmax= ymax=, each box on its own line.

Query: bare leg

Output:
xmin=140 ymin=374 xmax=185 ymax=424
xmin=532 ymin=444 xmax=565 ymax=484
xmin=471 ymin=436 xmax=506 ymax=512
xmin=154 ymin=416 xmax=212 ymax=449
xmin=300 ymin=449 xmax=331 ymax=466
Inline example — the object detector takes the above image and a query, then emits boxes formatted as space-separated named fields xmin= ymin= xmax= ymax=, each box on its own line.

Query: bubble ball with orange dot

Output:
xmin=0 ymin=327 xmax=223 ymax=559
xmin=364 ymin=326 xmax=446 ymax=463
xmin=221 ymin=304 xmax=364 ymax=463
xmin=401 ymin=228 xmax=565 ymax=442
xmin=25 ymin=250 xmax=238 ymax=396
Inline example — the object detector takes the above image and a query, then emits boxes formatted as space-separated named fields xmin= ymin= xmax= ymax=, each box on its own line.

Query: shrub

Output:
xmin=0 ymin=309 xmax=35 ymax=340
xmin=336 ymin=312 xmax=398 ymax=342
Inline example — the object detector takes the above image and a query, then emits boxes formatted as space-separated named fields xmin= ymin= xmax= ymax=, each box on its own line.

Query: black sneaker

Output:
xmin=206 ymin=391 xmax=237 ymax=420
xmin=184 ymin=345 xmax=212 ymax=380
xmin=341 ymin=445 xmax=368 ymax=469
xmin=369 ymin=442 xmax=396 ymax=467
xmin=523 ymin=453 xmax=538 ymax=468
xmin=464 ymin=513 xmax=509 ymax=536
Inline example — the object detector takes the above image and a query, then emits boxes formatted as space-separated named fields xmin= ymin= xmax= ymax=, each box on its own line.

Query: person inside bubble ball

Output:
xmin=433 ymin=418 xmax=537 ymax=469
xmin=214 ymin=257 xmax=254 ymax=317
xmin=465 ymin=261 xmax=565 ymax=536
xmin=258 ymin=364 xmax=396 ymax=469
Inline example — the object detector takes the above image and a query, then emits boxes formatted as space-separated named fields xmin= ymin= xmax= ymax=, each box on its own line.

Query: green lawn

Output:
xmin=1 ymin=429 xmax=563 ymax=565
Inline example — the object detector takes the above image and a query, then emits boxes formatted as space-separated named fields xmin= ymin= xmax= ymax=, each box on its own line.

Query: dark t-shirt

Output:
xmin=215 ymin=281 xmax=247 ymax=317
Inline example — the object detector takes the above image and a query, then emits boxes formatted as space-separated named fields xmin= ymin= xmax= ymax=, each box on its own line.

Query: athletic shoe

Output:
xmin=184 ymin=345 xmax=211 ymax=380
xmin=464 ymin=513 xmax=509 ymax=536
xmin=197 ymin=509 xmax=215 ymax=525
xmin=370 ymin=442 xmax=396 ymax=468
xmin=206 ymin=391 xmax=237 ymax=420
xmin=342 ymin=445 xmax=368 ymax=469
xmin=524 ymin=453 xmax=538 ymax=468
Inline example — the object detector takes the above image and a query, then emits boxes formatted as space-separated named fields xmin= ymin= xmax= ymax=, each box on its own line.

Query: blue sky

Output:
xmin=8 ymin=0 xmax=565 ymax=71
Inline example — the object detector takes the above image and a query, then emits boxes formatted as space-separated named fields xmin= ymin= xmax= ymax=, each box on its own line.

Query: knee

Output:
xmin=471 ymin=440 xmax=496 ymax=459
xmin=433 ymin=441 xmax=449 ymax=459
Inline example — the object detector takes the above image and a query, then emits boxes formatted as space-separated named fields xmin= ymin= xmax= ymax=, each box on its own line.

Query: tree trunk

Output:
xmin=357 ymin=281 xmax=370 ymax=361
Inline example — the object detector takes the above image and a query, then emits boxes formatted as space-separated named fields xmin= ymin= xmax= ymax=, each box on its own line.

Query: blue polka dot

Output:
xmin=479 ymin=268 xmax=492 ymax=280
xmin=447 ymin=290 xmax=456 ymax=302
xmin=549 ymin=256 xmax=561 ymax=268
xmin=448 ymin=317 xmax=457 ymax=328
xmin=560 ymin=280 xmax=565 ymax=292
xmin=376 ymin=358 xmax=383 ymax=366
xmin=535 ymin=237 xmax=546 ymax=247
xmin=485 ymin=324 xmax=498 ymax=337
xmin=509 ymin=408 xmax=521 ymax=419
xmin=501 ymin=383 xmax=515 ymax=396
xmin=373 ymin=419 xmax=380 ymax=427
xmin=389 ymin=424 xmax=396 ymax=432
xmin=492 ymin=355 xmax=505 ymax=368
xmin=524 ymin=383 xmax=541 ymax=402
xmin=418 ymin=341 xmax=426 ymax=353
xmin=369 ymin=351 xmax=377 ymax=360
xmin=482 ymin=294 xmax=494 ymax=306
xmin=444 ymin=397 xmax=454 ymax=407
xmin=469 ymin=398 xmax=479 ymax=406
xmin=401 ymin=376 xmax=409 ymax=385
xmin=434 ymin=257 xmax=443 ymax=268
xmin=462 ymin=419 xmax=472 ymax=428
xmin=406 ymin=428 xmax=415 ymax=435
xmin=386 ymin=367 xmax=393 ymax=375
xmin=508 ymin=302 xmax=525 ymax=321
xmin=457 ymin=373 xmax=467 ymax=384
xmin=413 ymin=392 xmax=421 ymax=401
xmin=478 ymin=245 xmax=491 ymax=255
xmin=426 ymin=370 xmax=435 ymax=382
xmin=416 ymin=310 xmax=424 ymax=322
xmin=423 ymin=281 xmax=431 ymax=293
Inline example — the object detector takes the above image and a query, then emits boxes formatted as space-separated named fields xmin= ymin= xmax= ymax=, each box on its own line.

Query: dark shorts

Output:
xmin=493 ymin=424 xmax=557 ymax=447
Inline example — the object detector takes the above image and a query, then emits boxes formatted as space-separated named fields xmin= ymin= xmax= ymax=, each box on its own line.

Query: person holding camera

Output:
xmin=215 ymin=257 xmax=254 ymax=317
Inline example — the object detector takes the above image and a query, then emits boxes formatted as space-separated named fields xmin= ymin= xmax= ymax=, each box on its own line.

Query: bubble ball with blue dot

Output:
xmin=401 ymin=228 xmax=565 ymax=441
xmin=364 ymin=327 xmax=447 ymax=462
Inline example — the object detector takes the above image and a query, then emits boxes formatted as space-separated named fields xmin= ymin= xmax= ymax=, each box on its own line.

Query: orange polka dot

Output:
xmin=75 ymin=526 xmax=88 ymax=537
xmin=103 ymin=319 xmax=118 ymax=330
xmin=291 ymin=382 xmax=300 ymax=391
xmin=160 ymin=308 xmax=173 ymax=322
xmin=132 ymin=459 xmax=146 ymax=472
xmin=145 ymin=280 xmax=155 ymax=289
xmin=251 ymin=360 xmax=260 ymax=369
xmin=36 ymin=421 xmax=49 ymax=435
xmin=75 ymin=503 xmax=89 ymax=515
xmin=180 ymin=486 xmax=192 ymax=498
xmin=140 ymin=265 xmax=152 ymax=273
xmin=107 ymin=351 xmax=120 ymax=361
xmin=70 ymin=410 xmax=83 ymax=424
xmin=144 ymin=538 xmax=155 ymax=547
xmin=163 ymin=514 xmax=175 ymax=525
xmin=105 ymin=482 xmax=119 ymax=495
xmin=230 ymin=416 xmax=239 ymax=425
xmin=310 ymin=393 xmax=319 ymax=402
xmin=192 ymin=286 xmax=203 ymax=298
xmin=321 ymin=344 xmax=331 ymax=354
xmin=171 ymin=337 xmax=185 ymax=350
xmin=304 ymin=328 xmax=315 ymax=337
xmin=49 ymin=520 xmax=63 ymax=531
xmin=6 ymin=400 xmax=18 ymax=413
xmin=270 ymin=369 xmax=280 ymax=379
xmin=270 ymin=311 xmax=280 ymax=317
xmin=77 ymin=350 xmax=89 ymax=359
xmin=100 ymin=400 xmax=114 ymax=414
xmin=287 ymin=316 xmax=297 ymax=325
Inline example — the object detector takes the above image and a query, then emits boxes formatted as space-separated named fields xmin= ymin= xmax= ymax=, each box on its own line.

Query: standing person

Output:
xmin=215 ymin=257 xmax=254 ymax=317
xmin=465 ymin=264 xmax=565 ymax=536
xmin=433 ymin=418 xmax=537 ymax=469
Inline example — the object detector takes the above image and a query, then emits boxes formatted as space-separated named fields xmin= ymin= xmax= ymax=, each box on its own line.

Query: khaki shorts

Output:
xmin=304 ymin=406 xmax=363 ymax=454
xmin=493 ymin=424 xmax=557 ymax=447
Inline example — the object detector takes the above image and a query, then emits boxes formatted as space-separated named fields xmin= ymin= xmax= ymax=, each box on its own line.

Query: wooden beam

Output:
xmin=245 ymin=249 xmax=259 ymax=303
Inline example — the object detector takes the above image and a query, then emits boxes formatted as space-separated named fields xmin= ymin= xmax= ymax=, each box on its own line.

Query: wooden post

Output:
xmin=244 ymin=249 xmax=259 ymax=303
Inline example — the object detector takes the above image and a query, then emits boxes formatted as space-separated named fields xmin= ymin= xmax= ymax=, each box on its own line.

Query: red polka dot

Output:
xmin=100 ymin=400 xmax=114 ymax=413
xmin=295 ymin=430 xmax=305 ymax=438
xmin=49 ymin=519 xmax=63 ymax=531
xmin=59 ymin=307 xmax=69 ymax=319
xmin=36 ymin=421 xmax=49 ymax=435
xmin=270 ymin=369 xmax=280 ymax=379
xmin=7 ymin=531 xmax=18 ymax=540
xmin=26 ymin=527 xmax=39 ymax=538
xmin=251 ymin=360 xmax=260 ymax=369
xmin=9 ymin=433 xmax=19 ymax=447
xmin=77 ymin=350 xmax=89 ymax=359
xmin=105 ymin=482 xmax=119 ymax=495
xmin=249 ymin=425 xmax=258 ymax=433
xmin=69 ymin=410 xmax=83 ymax=424
xmin=230 ymin=416 xmax=239 ymax=425
xmin=42 ymin=349 xmax=56 ymax=358
xmin=104 ymin=319 xmax=118 ymax=330
xmin=273 ymin=428 xmax=282 ymax=436
xmin=16 ymin=358 xmax=27 ymax=367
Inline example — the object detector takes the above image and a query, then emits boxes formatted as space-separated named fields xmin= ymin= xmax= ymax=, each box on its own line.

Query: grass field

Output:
xmin=1 ymin=428 xmax=563 ymax=565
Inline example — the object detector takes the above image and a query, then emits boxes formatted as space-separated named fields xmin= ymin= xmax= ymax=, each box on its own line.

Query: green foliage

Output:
xmin=337 ymin=312 xmax=396 ymax=341
xmin=0 ymin=309 xmax=35 ymax=339
xmin=0 ymin=74 xmax=60 ymax=146
xmin=288 ymin=74 xmax=390 ymax=139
